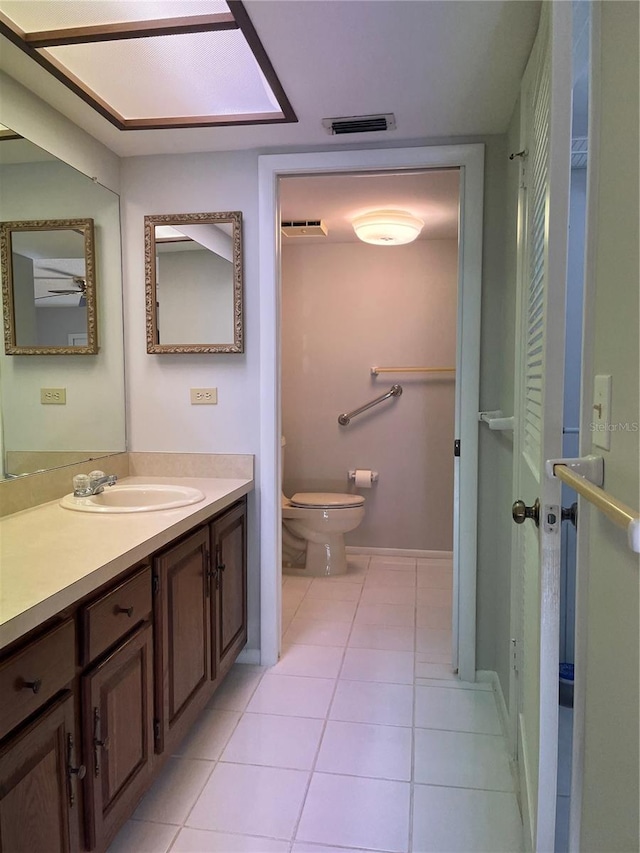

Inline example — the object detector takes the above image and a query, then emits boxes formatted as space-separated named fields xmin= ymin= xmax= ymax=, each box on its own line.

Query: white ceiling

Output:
xmin=280 ymin=169 xmax=460 ymax=243
xmin=0 ymin=0 xmax=541 ymax=158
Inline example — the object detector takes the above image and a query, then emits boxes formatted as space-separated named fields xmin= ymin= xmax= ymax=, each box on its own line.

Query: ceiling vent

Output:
xmin=281 ymin=220 xmax=328 ymax=237
xmin=322 ymin=114 xmax=396 ymax=135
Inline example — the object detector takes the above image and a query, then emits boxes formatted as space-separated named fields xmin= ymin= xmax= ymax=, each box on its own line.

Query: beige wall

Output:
xmin=580 ymin=3 xmax=639 ymax=849
xmin=282 ymin=239 xmax=457 ymax=551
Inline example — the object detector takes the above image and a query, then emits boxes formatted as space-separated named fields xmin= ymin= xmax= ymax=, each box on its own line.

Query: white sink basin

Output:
xmin=60 ymin=484 xmax=206 ymax=513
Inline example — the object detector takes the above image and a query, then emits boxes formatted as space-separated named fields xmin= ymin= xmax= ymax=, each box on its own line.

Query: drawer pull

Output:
xmin=115 ymin=605 xmax=134 ymax=617
xmin=21 ymin=677 xmax=42 ymax=694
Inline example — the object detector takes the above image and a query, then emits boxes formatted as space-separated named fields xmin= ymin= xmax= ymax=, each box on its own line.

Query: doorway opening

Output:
xmin=278 ymin=168 xmax=459 ymax=652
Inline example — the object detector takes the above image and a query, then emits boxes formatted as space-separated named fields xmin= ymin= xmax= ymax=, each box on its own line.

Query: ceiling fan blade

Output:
xmin=48 ymin=288 xmax=80 ymax=294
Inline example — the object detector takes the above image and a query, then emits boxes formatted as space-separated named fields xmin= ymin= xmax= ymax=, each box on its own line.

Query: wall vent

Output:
xmin=321 ymin=114 xmax=396 ymax=135
xmin=281 ymin=220 xmax=328 ymax=237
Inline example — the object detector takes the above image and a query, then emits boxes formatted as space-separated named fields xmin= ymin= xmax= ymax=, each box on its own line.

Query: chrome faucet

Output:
xmin=73 ymin=471 xmax=118 ymax=497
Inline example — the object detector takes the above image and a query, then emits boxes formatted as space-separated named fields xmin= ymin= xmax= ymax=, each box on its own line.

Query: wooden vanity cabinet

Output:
xmin=153 ymin=525 xmax=213 ymax=756
xmin=0 ymin=493 xmax=248 ymax=852
xmin=153 ymin=497 xmax=248 ymax=755
xmin=81 ymin=623 xmax=154 ymax=851
xmin=0 ymin=692 xmax=81 ymax=853
xmin=212 ymin=499 xmax=248 ymax=676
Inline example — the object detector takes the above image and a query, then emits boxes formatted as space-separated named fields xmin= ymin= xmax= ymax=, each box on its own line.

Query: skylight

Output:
xmin=0 ymin=0 xmax=296 ymax=130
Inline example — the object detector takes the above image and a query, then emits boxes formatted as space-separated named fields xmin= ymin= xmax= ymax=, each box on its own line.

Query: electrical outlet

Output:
xmin=40 ymin=387 xmax=66 ymax=405
xmin=190 ymin=388 xmax=218 ymax=405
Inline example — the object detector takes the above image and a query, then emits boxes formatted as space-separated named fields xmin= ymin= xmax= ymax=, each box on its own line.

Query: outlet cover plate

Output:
xmin=41 ymin=388 xmax=66 ymax=405
xmin=190 ymin=388 xmax=218 ymax=405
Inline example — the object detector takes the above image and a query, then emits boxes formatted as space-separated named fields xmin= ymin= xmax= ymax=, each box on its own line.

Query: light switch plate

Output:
xmin=41 ymin=387 xmax=66 ymax=405
xmin=190 ymin=388 xmax=217 ymax=405
xmin=592 ymin=374 xmax=612 ymax=450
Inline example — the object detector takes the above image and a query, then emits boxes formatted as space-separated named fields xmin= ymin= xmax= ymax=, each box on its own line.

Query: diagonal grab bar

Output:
xmin=338 ymin=384 xmax=403 ymax=426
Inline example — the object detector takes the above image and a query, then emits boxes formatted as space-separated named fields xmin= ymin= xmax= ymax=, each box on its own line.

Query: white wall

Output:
xmin=579 ymin=3 xmax=639 ymax=848
xmin=281 ymin=239 xmax=457 ymax=550
xmin=120 ymin=151 xmax=262 ymax=653
xmin=473 ymin=132 xmax=515 ymax=696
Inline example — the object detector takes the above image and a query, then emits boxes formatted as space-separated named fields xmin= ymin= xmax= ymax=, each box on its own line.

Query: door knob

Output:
xmin=512 ymin=498 xmax=540 ymax=527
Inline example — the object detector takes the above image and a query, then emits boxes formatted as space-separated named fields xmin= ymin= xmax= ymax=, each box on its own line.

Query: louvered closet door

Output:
xmin=511 ymin=3 xmax=572 ymax=851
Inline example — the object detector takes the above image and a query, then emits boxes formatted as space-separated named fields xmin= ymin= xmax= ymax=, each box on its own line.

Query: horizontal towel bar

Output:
xmin=371 ymin=366 xmax=455 ymax=375
xmin=338 ymin=385 xmax=402 ymax=426
xmin=552 ymin=463 xmax=640 ymax=553
xmin=478 ymin=410 xmax=515 ymax=431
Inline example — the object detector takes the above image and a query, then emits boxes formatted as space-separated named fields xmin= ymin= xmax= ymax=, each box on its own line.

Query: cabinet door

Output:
xmin=82 ymin=623 xmax=154 ymax=851
xmin=212 ymin=499 xmax=247 ymax=675
xmin=154 ymin=526 xmax=211 ymax=754
xmin=0 ymin=693 xmax=81 ymax=853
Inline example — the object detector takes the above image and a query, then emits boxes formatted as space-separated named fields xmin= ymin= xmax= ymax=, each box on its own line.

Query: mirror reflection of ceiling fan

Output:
xmin=34 ymin=265 xmax=87 ymax=306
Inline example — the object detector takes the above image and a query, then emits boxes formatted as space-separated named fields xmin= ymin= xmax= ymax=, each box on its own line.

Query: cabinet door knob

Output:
xmin=115 ymin=605 xmax=134 ymax=617
xmin=69 ymin=763 xmax=86 ymax=780
xmin=21 ymin=678 xmax=42 ymax=694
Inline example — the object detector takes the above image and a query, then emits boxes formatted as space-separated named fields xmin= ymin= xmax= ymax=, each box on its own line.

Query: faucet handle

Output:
xmin=89 ymin=470 xmax=106 ymax=482
xmin=73 ymin=474 xmax=91 ymax=496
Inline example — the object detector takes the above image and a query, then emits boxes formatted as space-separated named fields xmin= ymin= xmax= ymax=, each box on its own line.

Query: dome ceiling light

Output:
xmin=352 ymin=210 xmax=424 ymax=245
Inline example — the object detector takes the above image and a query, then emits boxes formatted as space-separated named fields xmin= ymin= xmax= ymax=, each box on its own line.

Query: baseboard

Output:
xmin=346 ymin=546 xmax=453 ymax=559
xmin=476 ymin=670 xmax=509 ymax=739
xmin=518 ymin=713 xmax=535 ymax=852
xmin=236 ymin=647 xmax=261 ymax=665
xmin=477 ymin=668 xmax=524 ymax=836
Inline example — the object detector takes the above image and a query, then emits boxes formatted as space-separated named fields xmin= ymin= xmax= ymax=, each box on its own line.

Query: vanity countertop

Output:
xmin=0 ymin=475 xmax=253 ymax=651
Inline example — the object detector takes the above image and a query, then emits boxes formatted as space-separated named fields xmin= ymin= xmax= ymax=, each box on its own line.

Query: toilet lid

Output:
xmin=290 ymin=492 xmax=365 ymax=509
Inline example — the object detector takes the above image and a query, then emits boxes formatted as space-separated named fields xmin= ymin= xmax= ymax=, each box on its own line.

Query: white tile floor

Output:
xmin=109 ymin=554 xmax=523 ymax=853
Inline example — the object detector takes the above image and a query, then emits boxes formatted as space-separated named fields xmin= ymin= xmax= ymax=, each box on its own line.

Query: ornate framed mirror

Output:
xmin=144 ymin=211 xmax=243 ymax=354
xmin=1 ymin=218 xmax=97 ymax=355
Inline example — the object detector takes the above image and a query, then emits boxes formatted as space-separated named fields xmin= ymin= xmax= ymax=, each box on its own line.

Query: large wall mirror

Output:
xmin=0 ymin=128 xmax=126 ymax=480
xmin=144 ymin=211 xmax=243 ymax=354
xmin=1 ymin=217 xmax=98 ymax=354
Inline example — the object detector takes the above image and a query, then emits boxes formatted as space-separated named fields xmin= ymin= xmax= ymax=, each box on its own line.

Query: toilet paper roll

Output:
xmin=354 ymin=469 xmax=374 ymax=488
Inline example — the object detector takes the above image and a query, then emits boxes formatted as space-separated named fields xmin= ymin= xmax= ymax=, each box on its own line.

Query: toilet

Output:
xmin=281 ymin=437 xmax=365 ymax=576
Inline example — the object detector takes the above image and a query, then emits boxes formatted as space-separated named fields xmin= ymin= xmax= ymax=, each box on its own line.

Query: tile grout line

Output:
xmin=409 ymin=556 xmax=419 ymax=853
xmin=176 ymin=666 xmax=268 ymax=840
xmin=287 ymin=554 xmax=372 ymax=848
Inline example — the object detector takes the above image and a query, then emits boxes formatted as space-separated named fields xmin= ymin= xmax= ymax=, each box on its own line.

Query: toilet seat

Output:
xmin=290 ymin=492 xmax=365 ymax=509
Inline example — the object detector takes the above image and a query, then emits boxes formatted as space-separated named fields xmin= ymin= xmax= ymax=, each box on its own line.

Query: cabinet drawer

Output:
xmin=82 ymin=566 xmax=152 ymax=665
xmin=0 ymin=619 xmax=76 ymax=741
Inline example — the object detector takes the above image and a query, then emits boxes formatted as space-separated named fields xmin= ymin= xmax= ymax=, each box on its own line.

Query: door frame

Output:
xmin=258 ymin=144 xmax=484 ymax=678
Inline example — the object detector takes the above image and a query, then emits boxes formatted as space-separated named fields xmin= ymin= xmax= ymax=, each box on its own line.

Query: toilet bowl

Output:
xmin=281 ymin=438 xmax=365 ymax=576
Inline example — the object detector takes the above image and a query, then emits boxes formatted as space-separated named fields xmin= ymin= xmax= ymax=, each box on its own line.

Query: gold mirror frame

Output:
xmin=144 ymin=211 xmax=244 ymax=354
xmin=1 ymin=218 xmax=98 ymax=355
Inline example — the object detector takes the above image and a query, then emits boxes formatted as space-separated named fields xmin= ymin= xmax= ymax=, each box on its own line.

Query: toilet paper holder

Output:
xmin=348 ymin=470 xmax=379 ymax=484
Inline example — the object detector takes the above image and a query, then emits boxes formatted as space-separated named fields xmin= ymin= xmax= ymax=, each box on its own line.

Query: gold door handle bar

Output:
xmin=553 ymin=463 xmax=640 ymax=553
xmin=370 ymin=366 xmax=455 ymax=375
